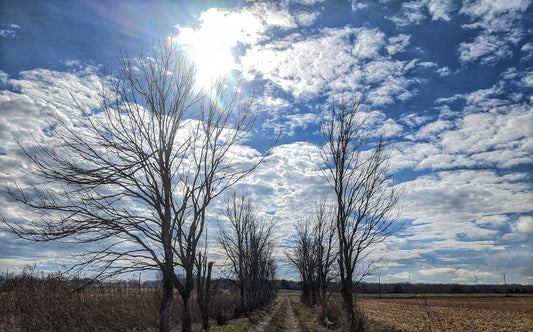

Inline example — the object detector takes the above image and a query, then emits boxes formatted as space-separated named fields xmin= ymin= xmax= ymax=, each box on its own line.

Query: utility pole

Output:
xmin=504 ymin=273 xmax=508 ymax=297
xmin=378 ymin=276 xmax=382 ymax=299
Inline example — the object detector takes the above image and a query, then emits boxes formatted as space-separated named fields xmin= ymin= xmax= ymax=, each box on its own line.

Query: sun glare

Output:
xmin=176 ymin=8 xmax=262 ymax=91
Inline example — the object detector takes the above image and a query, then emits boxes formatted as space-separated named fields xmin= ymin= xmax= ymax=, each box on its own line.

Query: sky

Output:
xmin=0 ymin=0 xmax=532 ymax=285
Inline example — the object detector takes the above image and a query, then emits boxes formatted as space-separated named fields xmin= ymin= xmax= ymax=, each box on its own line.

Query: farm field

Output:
xmin=360 ymin=295 xmax=533 ymax=332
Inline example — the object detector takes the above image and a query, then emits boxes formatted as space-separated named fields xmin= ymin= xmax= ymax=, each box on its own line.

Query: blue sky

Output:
xmin=1 ymin=0 xmax=532 ymax=284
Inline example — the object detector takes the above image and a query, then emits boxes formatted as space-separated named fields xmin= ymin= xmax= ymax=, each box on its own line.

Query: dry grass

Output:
xmin=289 ymin=295 xmax=331 ymax=332
xmin=0 ymin=272 xmax=243 ymax=331
xmin=0 ymin=274 xmax=162 ymax=331
xmin=211 ymin=295 xmax=281 ymax=332
xmin=360 ymin=295 xmax=533 ymax=332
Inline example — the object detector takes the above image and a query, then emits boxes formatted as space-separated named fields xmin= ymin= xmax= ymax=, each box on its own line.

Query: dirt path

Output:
xmin=280 ymin=296 xmax=299 ymax=331
xmin=248 ymin=295 xmax=300 ymax=332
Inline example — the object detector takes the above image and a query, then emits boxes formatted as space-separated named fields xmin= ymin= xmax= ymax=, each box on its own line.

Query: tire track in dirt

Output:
xmin=247 ymin=298 xmax=283 ymax=332
xmin=282 ymin=296 xmax=299 ymax=331
xmin=248 ymin=295 xmax=300 ymax=332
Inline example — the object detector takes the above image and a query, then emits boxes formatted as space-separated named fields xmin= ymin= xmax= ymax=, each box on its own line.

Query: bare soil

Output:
xmin=362 ymin=295 xmax=533 ymax=332
xmin=249 ymin=295 xmax=300 ymax=332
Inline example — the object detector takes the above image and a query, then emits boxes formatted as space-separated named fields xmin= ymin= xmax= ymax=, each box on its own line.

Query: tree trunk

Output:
xmin=159 ymin=275 xmax=173 ymax=332
xmin=197 ymin=261 xmax=213 ymax=330
xmin=340 ymin=278 xmax=364 ymax=332
xmin=182 ymin=294 xmax=192 ymax=332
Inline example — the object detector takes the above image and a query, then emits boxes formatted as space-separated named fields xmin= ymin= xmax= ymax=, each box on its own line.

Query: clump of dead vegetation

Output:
xmin=0 ymin=267 xmax=247 ymax=331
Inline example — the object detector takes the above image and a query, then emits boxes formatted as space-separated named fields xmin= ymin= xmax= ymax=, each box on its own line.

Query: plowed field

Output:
xmin=361 ymin=295 xmax=533 ymax=331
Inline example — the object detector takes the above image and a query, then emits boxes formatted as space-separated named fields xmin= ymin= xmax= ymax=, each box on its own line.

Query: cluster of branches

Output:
xmin=287 ymin=198 xmax=337 ymax=306
xmin=1 ymin=41 xmax=274 ymax=332
xmin=218 ymin=192 xmax=277 ymax=315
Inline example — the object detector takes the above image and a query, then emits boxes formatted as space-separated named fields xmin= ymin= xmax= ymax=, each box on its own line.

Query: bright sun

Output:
xmin=176 ymin=8 xmax=262 ymax=91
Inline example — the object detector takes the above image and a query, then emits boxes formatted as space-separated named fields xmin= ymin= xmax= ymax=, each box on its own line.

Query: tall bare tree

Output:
xmin=320 ymin=98 xmax=402 ymax=331
xmin=218 ymin=192 xmax=277 ymax=314
xmin=1 ymin=41 xmax=270 ymax=332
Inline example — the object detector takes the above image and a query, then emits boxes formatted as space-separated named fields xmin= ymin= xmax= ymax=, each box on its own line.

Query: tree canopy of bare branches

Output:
xmin=1 ymin=40 xmax=271 ymax=332
xmin=218 ymin=192 xmax=277 ymax=314
xmin=320 ymin=98 xmax=402 ymax=332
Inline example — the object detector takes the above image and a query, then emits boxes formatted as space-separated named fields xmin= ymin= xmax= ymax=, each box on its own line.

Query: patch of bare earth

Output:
xmin=249 ymin=295 xmax=300 ymax=332
xmin=361 ymin=295 xmax=533 ymax=332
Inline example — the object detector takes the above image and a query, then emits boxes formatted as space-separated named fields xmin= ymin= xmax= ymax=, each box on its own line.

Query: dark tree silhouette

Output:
xmin=218 ymin=192 xmax=277 ymax=314
xmin=1 ymin=40 xmax=272 ymax=332
xmin=320 ymin=97 xmax=402 ymax=332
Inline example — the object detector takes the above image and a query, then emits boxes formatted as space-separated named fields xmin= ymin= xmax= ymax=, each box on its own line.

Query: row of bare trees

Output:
xmin=1 ymin=39 xmax=401 ymax=332
xmin=1 ymin=41 xmax=276 ymax=332
xmin=289 ymin=99 xmax=402 ymax=331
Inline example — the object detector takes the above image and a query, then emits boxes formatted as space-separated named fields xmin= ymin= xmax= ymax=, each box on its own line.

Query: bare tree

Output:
xmin=195 ymin=244 xmax=213 ymax=330
xmin=218 ymin=192 xmax=277 ymax=314
xmin=320 ymin=98 xmax=402 ymax=332
xmin=1 ymin=41 xmax=271 ymax=332
xmin=287 ymin=198 xmax=337 ymax=306
xmin=312 ymin=198 xmax=338 ymax=305
xmin=289 ymin=218 xmax=316 ymax=305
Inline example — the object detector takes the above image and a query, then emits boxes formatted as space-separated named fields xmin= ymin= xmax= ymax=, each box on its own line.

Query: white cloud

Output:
xmin=0 ymin=71 xmax=8 ymax=87
xmin=401 ymin=170 xmax=532 ymax=241
xmin=390 ymin=1 xmax=427 ymax=26
xmin=0 ymin=23 xmax=21 ymax=39
xmin=419 ymin=267 xmax=492 ymax=283
xmin=485 ymin=250 xmax=533 ymax=281
xmin=236 ymin=141 xmax=329 ymax=234
xmin=515 ymin=216 xmax=533 ymax=233
xmin=252 ymin=95 xmax=292 ymax=114
xmin=353 ymin=28 xmax=385 ymax=59
xmin=426 ymin=0 xmax=455 ymax=21
xmin=458 ymin=0 xmax=531 ymax=65
xmin=392 ymin=69 xmax=533 ymax=172
xmin=253 ymin=2 xmax=297 ymax=30
xmin=354 ymin=109 xmax=404 ymax=138
xmin=388 ymin=0 xmax=455 ymax=25
xmin=458 ymin=32 xmax=514 ymax=65
xmin=351 ymin=1 xmax=368 ymax=11
xmin=523 ymin=70 xmax=533 ymax=87
xmin=386 ymin=34 xmax=410 ymax=55
xmin=521 ymin=42 xmax=533 ymax=62
xmin=241 ymin=28 xmax=346 ymax=98
xmin=437 ymin=66 xmax=452 ymax=77
xmin=268 ymin=112 xmax=319 ymax=136
xmin=459 ymin=0 xmax=531 ymax=19
xmin=476 ymin=215 xmax=508 ymax=227
xmin=415 ymin=119 xmax=451 ymax=139
xmin=241 ymin=26 xmax=417 ymax=102
xmin=294 ymin=11 xmax=320 ymax=26
xmin=0 ymin=68 xmax=101 ymax=155
xmin=294 ymin=0 xmax=325 ymax=5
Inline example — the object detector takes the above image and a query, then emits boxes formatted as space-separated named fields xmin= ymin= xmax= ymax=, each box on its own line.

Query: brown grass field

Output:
xmin=2 ymin=273 xmax=533 ymax=332
xmin=360 ymin=294 xmax=533 ymax=331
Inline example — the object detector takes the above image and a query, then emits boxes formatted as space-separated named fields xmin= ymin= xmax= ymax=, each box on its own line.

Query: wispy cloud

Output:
xmin=458 ymin=0 xmax=531 ymax=65
xmin=388 ymin=0 xmax=455 ymax=26
xmin=0 ymin=23 xmax=20 ymax=39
